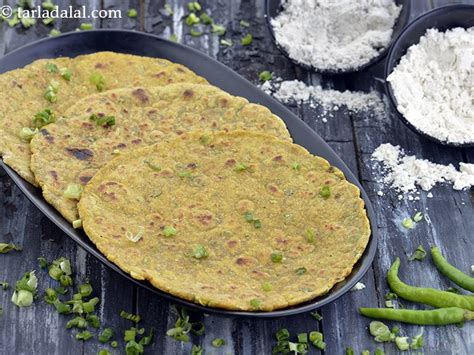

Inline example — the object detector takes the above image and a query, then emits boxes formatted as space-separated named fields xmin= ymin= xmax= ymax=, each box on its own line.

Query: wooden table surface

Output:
xmin=1 ymin=0 xmax=473 ymax=354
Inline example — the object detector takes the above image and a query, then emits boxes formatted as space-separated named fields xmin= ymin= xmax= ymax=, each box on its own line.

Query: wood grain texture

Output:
xmin=0 ymin=0 xmax=473 ymax=354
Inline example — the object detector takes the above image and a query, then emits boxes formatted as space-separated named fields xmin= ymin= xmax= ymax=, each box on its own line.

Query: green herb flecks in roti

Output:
xmin=78 ymin=131 xmax=370 ymax=311
xmin=30 ymin=83 xmax=290 ymax=223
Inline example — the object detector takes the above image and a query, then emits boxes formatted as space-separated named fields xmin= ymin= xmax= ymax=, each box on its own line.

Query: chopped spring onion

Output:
xmin=38 ymin=257 xmax=49 ymax=269
xmin=241 ymin=34 xmax=253 ymax=46
xmin=262 ymin=282 xmax=272 ymax=292
xmin=187 ymin=2 xmax=201 ymax=12
xmin=99 ymin=327 xmax=114 ymax=343
xmin=410 ymin=333 xmax=423 ymax=350
xmin=32 ymin=108 xmax=55 ymax=128
xmin=240 ymin=20 xmax=250 ymax=27
xmin=346 ymin=347 xmax=355 ymax=355
xmin=211 ymin=24 xmax=226 ymax=36
xmin=72 ymin=219 xmax=82 ymax=229
xmin=297 ymin=333 xmax=308 ymax=343
xmin=413 ymin=211 xmax=424 ymax=222
xmin=319 ymin=185 xmax=331 ymax=199
xmin=395 ymin=336 xmax=409 ymax=350
xmin=369 ymin=321 xmax=393 ymax=342
xmin=200 ymin=12 xmax=213 ymax=25
xmin=409 ymin=245 xmax=427 ymax=261
xmin=295 ymin=267 xmax=307 ymax=275
xmin=235 ymin=162 xmax=250 ymax=171
xmin=163 ymin=226 xmax=177 ymax=237
xmin=128 ymin=8 xmax=138 ymax=18
xmin=89 ymin=113 xmax=116 ymax=126
xmin=402 ymin=217 xmax=414 ymax=229
xmin=120 ymin=310 xmax=141 ymax=323
xmin=64 ymin=183 xmax=83 ymax=200
xmin=90 ymin=72 xmax=106 ymax=92
xmin=86 ymin=314 xmax=100 ymax=328
xmin=79 ymin=283 xmax=92 ymax=297
xmin=79 ymin=23 xmax=93 ymax=30
xmin=60 ymin=67 xmax=72 ymax=81
xmin=66 ymin=316 xmax=88 ymax=329
xmin=306 ymin=229 xmax=315 ymax=243
xmin=243 ymin=211 xmax=261 ymax=229
xmin=178 ymin=171 xmax=192 ymax=178
xmin=76 ymin=330 xmax=93 ymax=341
xmin=0 ymin=243 xmax=22 ymax=254
xmin=191 ymin=245 xmax=208 ymax=259
xmin=50 ymin=29 xmax=61 ymax=37
xmin=44 ymin=80 xmax=59 ymax=103
xmin=190 ymin=29 xmax=203 ymax=37
xmin=46 ymin=62 xmax=59 ymax=73
xmin=126 ymin=227 xmax=144 ymax=243
xmin=185 ymin=13 xmax=200 ymax=26
xmin=310 ymin=310 xmax=322 ymax=321
xmin=220 ymin=39 xmax=233 ymax=47
xmin=271 ymin=251 xmax=283 ymax=263
xmin=42 ymin=1 xmax=56 ymax=11
xmin=98 ymin=350 xmax=111 ymax=355
xmin=212 ymin=338 xmax=225 ymax=347
xmin=249 ymin=298 xmax=261 ymax=310
xmin=309 ymin=331 xmax=326 ymax=349
xmin=11 ymin=270 xmax=38 ymax=307
xmin=259 ymin=71 xmax=272 ymax=82
xmin=19 ymin=127 xmax=39 ymax=141
xmin=191 ymin=345 xmax=204 ymax=355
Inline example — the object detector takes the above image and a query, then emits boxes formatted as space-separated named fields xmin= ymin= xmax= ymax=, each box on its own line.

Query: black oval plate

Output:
xmin=265 ymin=0 xmax=411 ymax=75
xmin=0 ymin=30 xmax=378 ymax=318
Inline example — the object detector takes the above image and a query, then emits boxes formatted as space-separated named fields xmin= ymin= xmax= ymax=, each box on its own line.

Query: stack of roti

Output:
xmin=0 ymin=51 xmax=370 ymax=311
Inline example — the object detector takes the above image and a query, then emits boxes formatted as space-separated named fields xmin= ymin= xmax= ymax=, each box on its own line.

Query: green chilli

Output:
xmin=359 ymin=307 xmax=474 ymax=325
xmin=431 ymin=247 xmax=474 ymax=292
xmin=387 ymin=258 xmax=474 ymax=311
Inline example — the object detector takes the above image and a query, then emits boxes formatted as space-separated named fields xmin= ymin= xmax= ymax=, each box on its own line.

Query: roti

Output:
xmin=78 ymin=131 xmax=370 ymax=311
xmin=0 ymin=51 xmax=207 ymax=185
xmin=30 ymin=84 xmax=291 ymax=222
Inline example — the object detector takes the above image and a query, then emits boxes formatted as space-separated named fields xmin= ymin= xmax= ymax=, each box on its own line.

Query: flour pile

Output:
xmin=387 ymin=27 xmax=474 ymax=144
xmin=271 ymin=0 xmax=402 ymax=71
xmin=261 ymin=79 xmax=385 ymax=121
xmin=372 ymin=143 xmax=474 ymax=196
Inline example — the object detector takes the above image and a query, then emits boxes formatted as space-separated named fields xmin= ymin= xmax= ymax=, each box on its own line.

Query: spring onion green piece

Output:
xmin=0 ymin=243 xmax=22 ymax=254
xmin=297 ymin=333 xmax=308 ymax=343
xmin=0 ymin=281 xmax=8 ymax=290
xmin=190 ymin=29 xmax=203 ymax=37
xmin=126 ymin=227 xmax=144 ymax=243
xmin=191 ymin=245 xmax=208 ymax=259
xmin=49 ymin=29 xmax=61 ymax=37
xmin=306 ymin=229 xmax=315 ymax=243
xmin=90 ymin=72 xmax=106 ymax=92
xmin=128 ymin=8 xmax=138 ymax=18
xmin=38 ymin=257 xmax=49 ymax=269
xmin=220 ymin=39 xmax=233 ymax=47
xmin=319 ymin=185 xmax=331 ymax=199
xmin=295 ymin=267 xmax=307 ymax=275
xmin=6 ymin=10 xmax=20 ymax=27
xmin=167 ymin=307 xmax=201 ymax=342
xmin=42 ymin=1 xmax=56 ymax=10
xmin=98 ymin=350 xmax=111 ymax=355
xmin=163 ymin=226 xmax=177 ymax=237
xmin=241 ymin=33 xmax=253 ymax=46
xmin=361 ymin=351 xmax=370 ymax=355
xmin=200 ymin=12 xmax=213 ymax=25
xmin=235 ymin=162 xmax=249 ymax=171
xmin=410 ymin=333 xmax=423 ymax=350
xmin=44 ymin=80 xmax=59 ymax=103
xmin=375 ymin=349 xmax=385 ymax=355
xmin=413 ymin=211 xmax=424 ymax=222
xmin=211 ymin=24 xmax=226 ymax=36
xmin=169 ymin=34 xmax=178 ymax=42
xmin=79 ymin=283 xmax=92 ymax=297
xmin=21 ymin=17 xmax=36 ymax=28
xmin=178 ymin=171 xmax=192 ymax=178
xmin=60 ymin=67 xmax=72 ymax=81
xmin=185 ymin=13 xmax=200 ymax=26
xmin=240 ymin=20 xmax=250 ymax=27
xmin=395 ymin=336 xmax=409 ymax=350
xmin=289 ymin=342 xmax=308 ymax=353
xmin=53 ymin=299 xmax=72 ymax=314
xmin=309 ymin=331 xmax=326 ymax=349
xmin=89 ymin=113 xmax=116 ymax=126
xmin=99 ymin=328 xmax=114 ymax=343
xmin=19 ymin=127 xmax=39 ymax=141
xmin=271 ymin=251 xmax=283 ymax=263
xmin=243 ymin=212 xmax=261 ymax=229
xmin=187 ymin=2 xmax=201 ymax=12
xmin=111 ymin=340 xmax=118 ymax=347
xmin=139 ymin=328 xmax=155 ymax=346
xmin=46 ymin=62 xmax=59 ymax=73
xmin=259 ymin=71 xmax=272 ymax=82
xmin=66 ymin=316 xmax=88 ymax=329
xmin=48 ymin=257 xmax=73 ymax=287
xmin=11 ymin=270 xmax=38 ymax=307
xmin=345 ymin=347 xmax=355 ymax=355
xmin=44 ymin=288 xmax=57 ymax=303
xmin=310 ymin=310 xmax=323 ymax=321
xmin=82 ymin=297 xmax=100 ymax=313
xmin=120 ymin=310 xmax=141 ymax=323
xmin=191 ymin=345 xmax=204 ymax=355
xmin=163 ymin=4 xmax=173 ymax=16
xmin=64 ymin=183 xmax=83 ymax=200
xmin=32 ymin=108 xmax=55 ymax=128
xmin=86 ymin=314 xmax=100 ymax=328
xmin=42 ymin=17 xmax=55 ymax=25
xmin=369 ymin=321 xmax=394 ymax=342
xmin=72 ymin=219 xmax=82 ymax=229
xmin=76 ymin=330 xmax=93 ymax=341
xmin=262 ymin=282 xmax=272 ymax=292
xmin=212 ymin=338 xmax=225 ymax=347
xmin=409 ymin=245 xmax=426 ymax=261
xmin=402 ymin=217 xmax=414 ymax=229
xmin=80 ymin=23 xmax=93 ymax=30
xmin=249 ymin=298 xmax=261 ymax=310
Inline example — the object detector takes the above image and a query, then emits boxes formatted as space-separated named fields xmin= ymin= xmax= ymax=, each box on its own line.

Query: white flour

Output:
xmin=271 ymin=0 xmax=401 ymax=71
xmin=387 ymin=27 xmax=474 ymax=144
xmin=261 ymin=79 xmax=385 ymax=120
xmin=372 ymin=143 xmax=474 ymax=194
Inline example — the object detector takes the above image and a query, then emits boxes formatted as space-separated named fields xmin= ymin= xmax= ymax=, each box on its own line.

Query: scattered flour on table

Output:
xmin=387 ymin=27 xmax=474 ymax=144
xmin=261 ymin=79 xmax=385 ymax=121
xmin=372 ymin=143 xmax=474 ymax=197
xmin=271 ymin=0 xmax=402 ymax=71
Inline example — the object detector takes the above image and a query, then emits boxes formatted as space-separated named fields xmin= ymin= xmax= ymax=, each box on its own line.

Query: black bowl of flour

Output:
xmin=385 ymin=4 xmax=474 ymax=148
xmin=265 ymin=0 xmax=411 ymax=75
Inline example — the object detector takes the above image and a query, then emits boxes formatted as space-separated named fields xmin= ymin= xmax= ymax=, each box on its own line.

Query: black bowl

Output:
xmin=265 ymin=0 xmax=411 ymax=75
xmin=385 ymin=4 xmax=474 ymax=148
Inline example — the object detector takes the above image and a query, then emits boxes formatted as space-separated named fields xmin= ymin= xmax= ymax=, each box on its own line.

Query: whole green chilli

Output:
xmin=359 ymin=307 xmax=474 ymax=325
xmin=387 ymin=258 xmax=474 ymax=311
xmin=431 ymin=247 xmax=474 ymax=292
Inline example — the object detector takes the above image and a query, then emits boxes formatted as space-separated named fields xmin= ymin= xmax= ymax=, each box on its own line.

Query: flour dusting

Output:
xmin=271 ymin=0 xmax=402 ymax=71
xmin=387 ymin=27 xmax=474 ymax=144
xmin=372 ymin=143 xmax=474 ymax=195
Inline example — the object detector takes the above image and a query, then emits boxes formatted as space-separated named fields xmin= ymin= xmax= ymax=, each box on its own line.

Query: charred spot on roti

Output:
xmin=132 ymin=88 xmax=149 ymax=103
xmin=65 ymin=148 xmax=94 ymax=161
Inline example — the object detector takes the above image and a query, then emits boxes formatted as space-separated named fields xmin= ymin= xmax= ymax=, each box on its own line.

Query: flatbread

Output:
xmin=0 ymin=51 xmax=207 ymax=185
xmin=30 ymin=84 xmax=291 ymax=222
xmin=78 ymin=131 xmax=370 ymax=311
